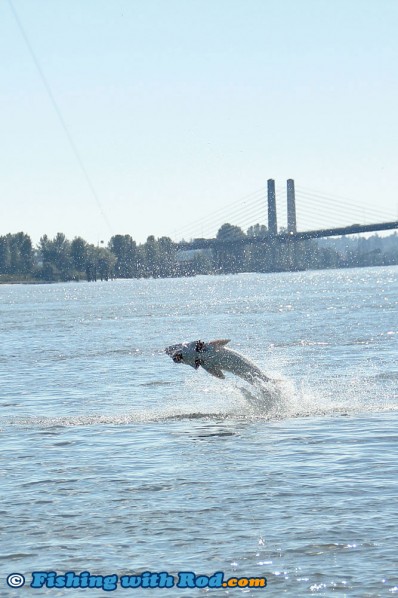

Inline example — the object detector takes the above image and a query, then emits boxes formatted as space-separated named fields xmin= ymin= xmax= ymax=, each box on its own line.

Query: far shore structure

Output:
xmin=1 ymin=180 xmax=398 ymax=283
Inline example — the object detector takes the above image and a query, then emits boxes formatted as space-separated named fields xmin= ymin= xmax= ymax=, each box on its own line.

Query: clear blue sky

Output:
xmin=1 ymin=0 xmax=397 ymax=244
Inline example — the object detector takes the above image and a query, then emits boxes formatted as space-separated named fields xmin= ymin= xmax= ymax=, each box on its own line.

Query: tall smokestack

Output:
xmin=267 ymin=179 xmax=277 ymax=235
xmin=287 ymin=179 xmax=297 ymax=233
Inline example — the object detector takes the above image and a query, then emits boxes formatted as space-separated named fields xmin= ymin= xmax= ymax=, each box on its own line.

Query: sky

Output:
xmin=1 ymin=0 xmax=398 ymax=245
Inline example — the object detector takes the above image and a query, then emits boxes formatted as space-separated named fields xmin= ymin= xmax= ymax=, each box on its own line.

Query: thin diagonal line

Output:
xmin=7 ymin=0 xmax=113 ymax=233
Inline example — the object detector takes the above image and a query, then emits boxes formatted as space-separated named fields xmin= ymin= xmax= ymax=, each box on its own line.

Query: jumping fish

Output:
xmin=165 ymin=339 xmax=270 ymax=385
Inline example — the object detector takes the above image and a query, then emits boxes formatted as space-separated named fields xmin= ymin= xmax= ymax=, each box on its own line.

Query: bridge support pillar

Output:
xmin=287 ymin=179 xmax=297 ymax=233
xmin=267 ymin=179 xmax=277 ymax=236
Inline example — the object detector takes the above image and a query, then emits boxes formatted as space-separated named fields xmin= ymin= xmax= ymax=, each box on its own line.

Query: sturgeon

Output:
xmin=165 ymin=339 xmax=269 ymax=385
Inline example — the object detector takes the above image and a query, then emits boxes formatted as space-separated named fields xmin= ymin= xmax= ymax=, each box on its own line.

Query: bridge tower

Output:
xmin=267 ymin=179 xmax=277 ymax=235
xmin=287 ymin=179 xmax=297 ymax=233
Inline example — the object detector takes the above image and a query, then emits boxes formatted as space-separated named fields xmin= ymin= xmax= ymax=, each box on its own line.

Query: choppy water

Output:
xmin=1 ymin=267 xmax=397 ymax=597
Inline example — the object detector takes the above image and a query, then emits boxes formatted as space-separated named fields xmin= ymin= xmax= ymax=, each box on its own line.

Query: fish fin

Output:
xmin=201 ymin=363 xmax=225 ymax=379
xmin=209 ymin=339 xmax=230 ymax=348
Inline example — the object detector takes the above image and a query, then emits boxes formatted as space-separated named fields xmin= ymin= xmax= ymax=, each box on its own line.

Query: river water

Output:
xmin=1 ymin=267 xmax=397 ymax=597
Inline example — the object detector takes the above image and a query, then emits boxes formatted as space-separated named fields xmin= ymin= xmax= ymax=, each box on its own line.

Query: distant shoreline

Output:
xmin=1 ymin=261 xmax=397 ymax=286
xmin=0 ymin=279 xmax=51 ymax=285
xmin=2 ymin=231 xmax=398 ymax=283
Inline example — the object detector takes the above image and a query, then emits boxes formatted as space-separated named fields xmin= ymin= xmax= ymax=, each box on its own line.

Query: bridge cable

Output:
xmin=170 ymin=189 xmax=266 ymax=238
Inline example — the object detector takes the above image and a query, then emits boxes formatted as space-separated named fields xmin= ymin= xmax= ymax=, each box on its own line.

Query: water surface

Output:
xmin=1 ymin=267 xmax=397 ymax=596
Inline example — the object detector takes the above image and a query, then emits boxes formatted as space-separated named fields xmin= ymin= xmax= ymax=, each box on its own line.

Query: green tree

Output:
xmin=108 ymin=235 xmax=137 ymax=278
xmin=143 ymin=235 xmax=159 ymax=277
xmin=247 ymin=223 xmax=268 ymax=238
xmin=85 ymin=245 xmax=97 ymax=282
xmin=157 ymin=236 xmax=177 ymax=277
xmin=215 ymin=223 xmax=246 ymax=273
xmin=38 ymin=233 xmax=73 ymax=280
xmin=0 ymin=233 xmax=34 ymax=276
xmin=71 ymin=237 xmax=89 ymax=273
xmin=0 ymin=236 xmax=11 ymax=274
xmin=4 ymin=232 xmax=34 ymax=275
xmin=95 ymin=246 xmax=116 ymax=281
xmin=246 ymin=224 xmax=269 ymax=271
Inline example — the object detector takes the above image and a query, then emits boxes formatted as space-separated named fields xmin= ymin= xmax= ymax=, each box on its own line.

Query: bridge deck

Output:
xmin=177 ymin=221 xmax=398 ymax=250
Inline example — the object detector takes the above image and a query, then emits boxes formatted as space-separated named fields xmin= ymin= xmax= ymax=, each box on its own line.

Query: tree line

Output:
xmin=0 ymin=226 xmax=397 ymax=283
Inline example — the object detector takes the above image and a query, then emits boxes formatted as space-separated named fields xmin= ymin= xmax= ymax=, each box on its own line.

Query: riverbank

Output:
xmin=0 ymin=275 xmax=46 ymax=285
xmin=1 ymin=261 xmax=397 ymax=285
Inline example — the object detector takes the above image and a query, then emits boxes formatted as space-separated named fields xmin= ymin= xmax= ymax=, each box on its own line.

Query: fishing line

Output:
xmin=7 ymin=0 xmax=113 ymax=234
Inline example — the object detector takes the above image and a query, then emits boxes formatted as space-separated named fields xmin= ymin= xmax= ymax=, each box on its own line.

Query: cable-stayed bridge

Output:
xmin=170 ymin=181 xmax=398 ymax=250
